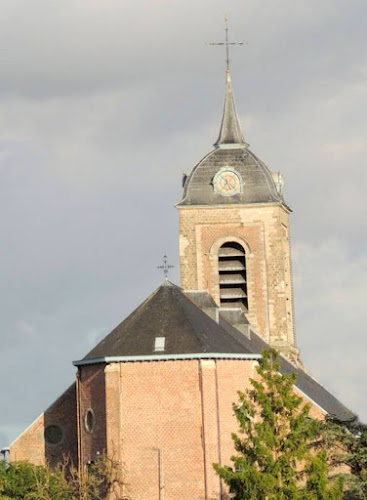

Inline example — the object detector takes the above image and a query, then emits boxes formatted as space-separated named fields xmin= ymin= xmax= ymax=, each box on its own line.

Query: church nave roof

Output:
xmin=74 ymin=281 xmax=355 ymax=423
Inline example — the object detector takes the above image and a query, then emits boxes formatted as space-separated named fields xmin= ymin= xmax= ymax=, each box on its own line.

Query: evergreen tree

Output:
xmin=214 ymin=349 xmax=343 ymax=500
xmin=305 ymin=450 xmax=344 ymax=500
xmin=322 ymin=417 xmax=367 ymax=499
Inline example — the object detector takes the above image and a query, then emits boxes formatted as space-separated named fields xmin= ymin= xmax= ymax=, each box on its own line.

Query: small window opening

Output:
xmin=85 ymin=409 xmax=95 ymax=433
xmin=154 ymin=337 xmax=166 ymax=352
xmin=44 ymin=424 xmax=63 ymax=445
xmin=218 ymin=242 xmax=248 ymax=310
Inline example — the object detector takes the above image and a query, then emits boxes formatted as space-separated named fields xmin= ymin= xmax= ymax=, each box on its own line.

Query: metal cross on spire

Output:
xmin=157 ymin=255 xmax=174 ymax=281
xmin=209 ymin=16 xmax=246 ymax=72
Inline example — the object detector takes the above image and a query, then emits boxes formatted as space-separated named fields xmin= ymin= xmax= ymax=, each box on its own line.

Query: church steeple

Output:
xmin=214 ymin=69 xmax=248 ymax=148
xmin=178 ymin=19 xmax=299 ymax=364
xmin=209 ymin=17 xmax=248 ymax=149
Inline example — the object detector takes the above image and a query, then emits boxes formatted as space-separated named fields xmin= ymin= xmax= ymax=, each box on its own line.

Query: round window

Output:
xmin=85 ymin=409 xmax=95 ymax=433
xmin=44 ymin=424 xmax=63 ymax=445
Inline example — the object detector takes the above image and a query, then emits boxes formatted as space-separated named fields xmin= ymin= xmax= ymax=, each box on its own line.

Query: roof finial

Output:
xmin=157 ymin=255 xmax=174 ymax=281
xmin=209 ymin=15 xmax=246 ymax=73
xmin=209 ymin=17 xmax=248 ymax=149
xmin=225 ymin=15 xmax=230 ymax=72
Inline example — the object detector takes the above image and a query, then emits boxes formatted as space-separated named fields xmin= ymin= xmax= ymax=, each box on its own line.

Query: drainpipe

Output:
xmin=76 ymin=369 xmax=82 ymax=475
xmin=153 ymin=448 xmax=165 ymax=500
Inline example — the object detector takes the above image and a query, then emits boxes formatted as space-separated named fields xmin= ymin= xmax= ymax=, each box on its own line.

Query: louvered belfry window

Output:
xmin=218 ymin=242 xmax=248 ymax=310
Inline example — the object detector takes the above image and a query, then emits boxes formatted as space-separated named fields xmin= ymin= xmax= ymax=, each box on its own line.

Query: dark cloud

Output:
xmin=0 ymin=431 xmax=9 ymax=451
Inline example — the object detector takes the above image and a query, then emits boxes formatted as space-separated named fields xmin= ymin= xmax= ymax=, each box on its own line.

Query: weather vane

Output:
xmin=157 ymin=255 xmax=174 ymax=281
xmin=209 ymin=15 xmax=247 ymax=71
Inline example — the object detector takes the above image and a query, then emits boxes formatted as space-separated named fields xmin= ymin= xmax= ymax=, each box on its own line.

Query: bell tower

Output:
xmin=176 ymin=64 xmax=299 ymax=363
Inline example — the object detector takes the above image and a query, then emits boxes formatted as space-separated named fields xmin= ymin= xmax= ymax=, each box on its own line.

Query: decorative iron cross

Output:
xmin=209 ymin=16 xmax=246 ymax=71
xmin=158 ymin=255 xmax=174 ymax=281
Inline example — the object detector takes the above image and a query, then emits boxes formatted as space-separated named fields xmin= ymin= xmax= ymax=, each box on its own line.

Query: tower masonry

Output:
xmin=177 ymin=70 xmax=299 ymax=363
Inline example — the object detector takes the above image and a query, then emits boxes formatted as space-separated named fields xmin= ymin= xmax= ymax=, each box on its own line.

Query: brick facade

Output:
xmin=10 ymin=383 xmax=77 ymax=467
xmin=10 ymin=358 xmax=324 ymax=499
xmin=78 ymin=359 xmax=323 ymax=500
xmin=178 ymin=203 xmax=299 ymax=362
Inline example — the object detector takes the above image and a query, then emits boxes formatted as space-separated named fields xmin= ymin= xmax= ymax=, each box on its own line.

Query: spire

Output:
xmin=209 ymin=17 xmax=248 ymax=148
xmin=214 ymin=69 xmax=248 ymax=148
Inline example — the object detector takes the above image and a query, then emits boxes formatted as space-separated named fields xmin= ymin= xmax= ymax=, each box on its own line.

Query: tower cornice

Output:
xmin=176 ymin=201 xmax=293 ymax=213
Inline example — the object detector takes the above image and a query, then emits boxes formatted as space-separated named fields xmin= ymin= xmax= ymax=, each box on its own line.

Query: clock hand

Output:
xmin=223 ymin=178 xmax=230 ymax=190
xmin=220 ymin=178 xmax=227 ymax=189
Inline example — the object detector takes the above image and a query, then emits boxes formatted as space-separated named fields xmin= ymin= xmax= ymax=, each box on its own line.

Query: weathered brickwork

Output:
xmin=215 ymin=360 xmax=259 ymax=470
xmin=10 ymin=358 xmax=327 ymax=499
xmin=10 ymin=414 xmax=45 ymax=465
xmin=200 ymin=359 xmax=221 ymax=498
xmin=80 ymin=359 xmax=323 ymax=500
xmin=10 ymin=383 xmax=77 ymax=467
xmin=78 ymin=364 xmax=107 ymax=466
xmin=116 ymin=360 xmax=206 ymax=500
xmin=178 ymin=203 xmax=298 ymax=361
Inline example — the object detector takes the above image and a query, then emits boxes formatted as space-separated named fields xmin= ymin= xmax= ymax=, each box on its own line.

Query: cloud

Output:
xmin=0 ymin=431 xmax=10 ymax=450
xmin=294 ymin=240 xmax=367 ymax=419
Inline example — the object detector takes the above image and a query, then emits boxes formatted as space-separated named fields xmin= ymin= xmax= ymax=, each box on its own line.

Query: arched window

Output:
xmin=218 ymin=242 xmax=248 ymax=310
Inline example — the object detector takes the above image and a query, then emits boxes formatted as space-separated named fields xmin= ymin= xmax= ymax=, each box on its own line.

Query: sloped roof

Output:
xmin=215 ymin=70 xmax=247 ymax=148
xmin=75 ymin=282 xmax=355 ymax=422
xmin=82 ymin=282 xmax=252 ymax=360
xmin=178 ymin=147 xmax=283 ymax=206
xmin=177 ymin=69 xmax=285 ymax=207
xmin=217 ymin=318 xmax=355 ymax=422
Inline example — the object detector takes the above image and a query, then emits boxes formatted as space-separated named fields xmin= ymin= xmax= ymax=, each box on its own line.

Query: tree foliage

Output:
xmin=214 ymin=349 xmax=344 ymax=500
xmin=322 ymin=417 xmax=367 ymax=499
xmin=0 ymin=454 xmax=129 ymax=500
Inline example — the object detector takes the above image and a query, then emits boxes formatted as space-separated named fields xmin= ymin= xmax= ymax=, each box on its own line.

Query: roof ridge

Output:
xmin=177 ymin=289 xmax=248 ymax=353
xmin=174 ymin=290 xmax=213 ymax=352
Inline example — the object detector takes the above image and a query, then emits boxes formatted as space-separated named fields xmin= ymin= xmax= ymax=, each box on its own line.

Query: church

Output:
xmin=10 ymin=43 xmax=354 ymax=500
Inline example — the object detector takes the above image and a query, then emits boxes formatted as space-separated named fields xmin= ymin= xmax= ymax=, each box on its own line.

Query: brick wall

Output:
xmin=78 ymin=364 xmax=107 ymax=465
xmin=11 ymin=358 xmax=326 ymax=499
xmin=178 ymin=203 xmax=298 ymax=362
xmin=10 ymin=383 xmax=77 ymax=467
xmin=109 ymin=360 xmax=206 ymax=500
xmin=77 ymin=358 xmax=323 ymax=500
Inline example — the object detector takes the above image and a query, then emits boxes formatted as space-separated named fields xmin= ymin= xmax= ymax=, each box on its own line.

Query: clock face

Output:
xmin=214 ymin=169 xmax=241 ymax=196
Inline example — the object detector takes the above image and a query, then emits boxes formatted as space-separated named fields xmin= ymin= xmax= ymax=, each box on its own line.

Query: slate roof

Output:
xmin=82 ymin=282 xmax=252 ymax=359
xmin=215 ymin=70 xmax=247 ymax=147
xmin=178 ymin=69 xmax=284 ymax=207
xmin=217 ymin=318 xmax=355 ymax=422
xmin=77 ymin=282 xmax=355 ymax=422
xmin=178 ymin=147 xmax=283 ymax=206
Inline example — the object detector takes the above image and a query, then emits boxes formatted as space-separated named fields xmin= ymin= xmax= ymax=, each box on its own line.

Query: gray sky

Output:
xmin=1 ymin=0 xmax=367 ymax=448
